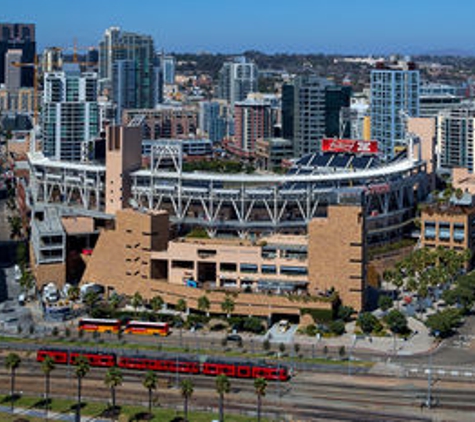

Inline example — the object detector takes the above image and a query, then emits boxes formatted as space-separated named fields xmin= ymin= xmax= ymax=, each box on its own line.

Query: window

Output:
xmin=439 ymin=222 xmax=450 ymax=241
xmin=240 ymin=263 xmax=258 ymax=273
xmin=220 ymin=263 xmax=237 ymax=272
xmin=261 ymin=265 xmax=277 ymax=274
xmin=171 ymin=260 xmax=194 ymax=269
xmin=280 ymin=266 xmax=308 ymax=276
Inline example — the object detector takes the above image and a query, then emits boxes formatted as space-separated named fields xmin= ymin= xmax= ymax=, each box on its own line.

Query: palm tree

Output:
xmin=83 ymin=291 xmax=99 ymax=314
xmin=5 ymin=353 xmax=21 ymax=411
xmin=142 ymin=371 xmax=158 ymax=416
xmin=74 ymin=355 xmax=90 ymax=422
xmin=131 ymin=292 xmax=144 ymax=316
xmin=41 ymin=355 xmax=55 ymax=420
xmin=198 ymin=295 xmax=210 ymax=316
xmin=180 ymin=379 xmax=194 ymax=422
xmin=176 ymin=298 xmax=187 ymax=314
xmin=215 ymin=374 xmax=230 ymax=422
xmin=254 ymin=378 xmax=267 ymax=422
xmin=150 ymin=295 xmax=164 ymax=313
xmin=221 ymin=295 xmax=235 ymax=318
xmin=68 ymin=285 xmax=80 ymax=302
xmin=104 ymin=367 xmax=123 ymax=412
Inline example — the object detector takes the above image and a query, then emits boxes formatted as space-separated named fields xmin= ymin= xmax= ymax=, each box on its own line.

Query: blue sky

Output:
xmin=3 ymin=0 xmax=475 ymax=55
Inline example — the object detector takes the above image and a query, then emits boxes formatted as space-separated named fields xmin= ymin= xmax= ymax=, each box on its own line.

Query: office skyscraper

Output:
xmin=0 ymin=23 xmax=36 ymax=87
xmin=217 ymin=56 xmax=258 ymax=108
xmin=370 ymin=58 xmax=420 ymax=159
xmin=112 ymin=59 xmax=136 ymax=123
xmin=42 ymin=66 xmax=99 ymax=161
xmin=99 ymin=27 xmax=155 ymax=112
xmin=283 ymin=73 xmax=354 ymax=157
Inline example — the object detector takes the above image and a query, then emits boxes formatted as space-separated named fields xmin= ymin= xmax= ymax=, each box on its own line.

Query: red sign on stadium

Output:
xmin=321 ymin=139 xmax=378 ymax=154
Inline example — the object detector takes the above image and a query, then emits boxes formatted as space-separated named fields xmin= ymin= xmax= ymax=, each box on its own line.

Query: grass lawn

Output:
xmin=0 ymin=395 xmax=267 ymax=421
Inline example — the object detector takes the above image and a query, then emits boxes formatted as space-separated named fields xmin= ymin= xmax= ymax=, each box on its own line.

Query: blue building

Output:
xmin=370 ymin=58 xmax=420 ymax=159
xmin=199 ymin=101 xmax=228 ymax=143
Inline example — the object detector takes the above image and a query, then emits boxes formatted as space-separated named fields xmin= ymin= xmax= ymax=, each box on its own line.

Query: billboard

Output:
xmin=321 ymin=138 xmax=378 ymax=154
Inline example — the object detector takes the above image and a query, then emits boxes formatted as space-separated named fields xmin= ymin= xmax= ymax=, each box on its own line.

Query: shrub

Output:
xmin=51 ymin=327 xmax=58 ymax=336
xmin=243 ymin=317 xmax=265 ymax=334
xmin=329 ymin=319 xmax=346 ymax=336
xmin=305 ymin=324 xmax=318 ymax=336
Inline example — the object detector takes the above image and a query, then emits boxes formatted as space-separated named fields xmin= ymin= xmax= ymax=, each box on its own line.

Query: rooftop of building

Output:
xmin=34 ymin=207 xmax=64 ymax=234
xmin=175 ymin=232 xmax=308 ymax=248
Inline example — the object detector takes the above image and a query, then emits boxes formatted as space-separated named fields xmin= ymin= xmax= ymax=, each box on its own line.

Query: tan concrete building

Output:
xmin=105 ymin=125 xmax=142 ymax=215
xmin=421 ymin=203 xmax=475 ymax=268
xmin=82 ymin=205 xmax=367 ymax=318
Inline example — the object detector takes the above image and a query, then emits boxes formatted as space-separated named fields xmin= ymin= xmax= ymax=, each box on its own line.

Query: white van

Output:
xmin=278 ymin=320 xmax=290 ymax=333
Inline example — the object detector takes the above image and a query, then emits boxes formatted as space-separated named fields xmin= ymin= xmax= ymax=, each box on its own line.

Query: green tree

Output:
xmin=150 ymin=295 xmax=164 ymax=313
xmin=384 ymin=309 xmax=408 ymax=335
xmin=41 ymin=355 xmax=55 ymax=419
xmin=19 ymin=270 xmax=34 ymax=297
xmin=131 ymin=292 xmax=144 ymax=316
xmin=278 ymin=342 xmax=286 ymax=354
xmin=337 ymin=305 xmax=355 ymax=322
xmin=254 ymin=377 xmax=267 ymax=422
xmin=357 ymin=312 xmax=380 ymax=335
xmin=5 ymin=353 xmax=21 ymax=411
xmin=74 ymin=356 xmax=90 ymax=422
xmin=221 ymin=295 xmax=235 ymax=318
xmin=8 ymin=215 xmax=22 ymax=239
xmin=109 ymin=293 xmax=122 ymax=310
xmin=198 ymin=295 xmax=211 ymax=315
xmin=378 ymin=295 xmax=393 ymax=312
xmin=426 ymin=308 xmax=462 ymax=338
xmin=142 ymin=371 xmax=158 ymax=416
xmin=216 ymin=374 xmax=231 ymax=422
xmin=180 ymin=379 xmax=194 ymax=422
xmin=176 ymin=298 xmax=187 ymax=313
xmin=104 ymin=366 xmax=123 ymax=411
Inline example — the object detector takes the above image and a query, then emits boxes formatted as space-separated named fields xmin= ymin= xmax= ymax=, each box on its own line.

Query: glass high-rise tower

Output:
xmin=370 ymin=58 xmax=420 ymax=159
xmin=99 ymin=27 xmax=155 ymax=114
xmin=42 ymin=66 xmax=99 ymax=162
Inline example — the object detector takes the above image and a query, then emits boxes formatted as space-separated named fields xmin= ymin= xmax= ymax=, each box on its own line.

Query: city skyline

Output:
xmin=3 ymin=0 xmax=475 ymax=55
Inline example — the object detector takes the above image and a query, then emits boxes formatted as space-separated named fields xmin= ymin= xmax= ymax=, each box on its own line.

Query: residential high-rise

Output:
xmin=0 ymin=23 xmax=36 ymax=87
xmin=199 ymin=101 xmax=228 ymax=143
xmin=217 ymin=56 xmax=258 ymax=108
xmin=42 ymin=66 xmax=99 ymax=161
xmin=98 ymin=27 xmax=155 ymax=112
xmin=232 ymin=99 xmax=272 ymax=156
xmin=282 ymin=73 xmax=350 ymax=157
xmin=160 ymin=54 xmax=175 ymax=85
xmin=437 ymin=106 xmax=475 ymax=172
xmin=370 ymin=58 xmax=420 ymax=159
xmin=4 ymin=49 xmax=22 ymax=90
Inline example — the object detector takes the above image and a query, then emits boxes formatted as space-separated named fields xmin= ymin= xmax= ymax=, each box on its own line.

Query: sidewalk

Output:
xmin=293 ymin=317 xmax=434 ymax=356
